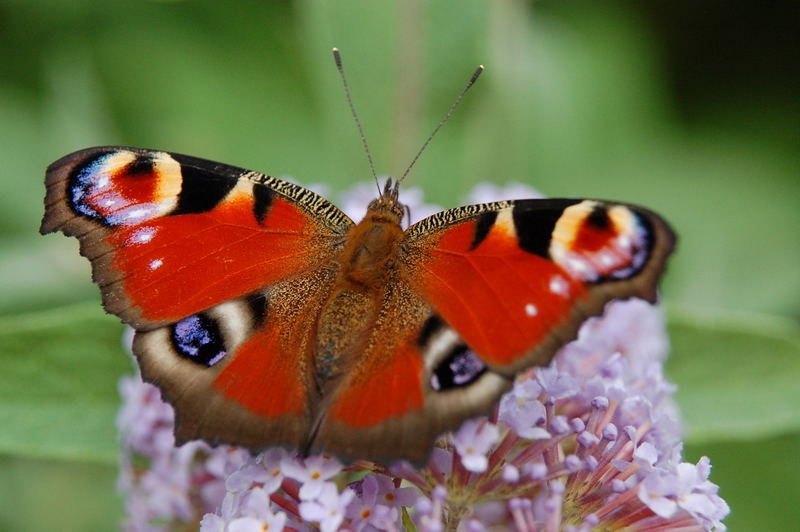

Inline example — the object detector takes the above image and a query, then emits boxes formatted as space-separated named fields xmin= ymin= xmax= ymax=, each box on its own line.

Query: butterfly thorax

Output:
xmin=313 ymin=185 xmax=405 ymax=386
xmin=342 ymin=186 xmax=405 ymax=285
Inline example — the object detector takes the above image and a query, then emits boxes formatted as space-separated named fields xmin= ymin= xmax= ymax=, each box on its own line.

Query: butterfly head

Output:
xmin=366 ymin=178 xmax=405 ymax=223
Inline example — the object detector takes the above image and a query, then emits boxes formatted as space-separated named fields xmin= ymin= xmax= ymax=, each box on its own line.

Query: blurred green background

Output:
xmin=0 ymin=0 xmax=797 ymax=530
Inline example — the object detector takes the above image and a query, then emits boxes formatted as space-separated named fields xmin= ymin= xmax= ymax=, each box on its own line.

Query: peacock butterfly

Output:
xmin=40 ymin=51 xmax=674 ymax=464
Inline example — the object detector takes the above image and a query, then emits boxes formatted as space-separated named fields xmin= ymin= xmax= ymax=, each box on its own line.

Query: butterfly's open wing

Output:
xmin=41 ymin=147 xmax=351 ymax=329
xmin=313 ymin=198 xmax=673 ymax=463
xmin=42 ymin=146 xmax=353 ymax=449
xmin=403 ymin=198 xmax=675 ymax=375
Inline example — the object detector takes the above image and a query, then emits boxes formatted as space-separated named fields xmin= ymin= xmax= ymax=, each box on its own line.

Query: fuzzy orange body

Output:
xmin=314 ymin=201 xmax=404 ymax=386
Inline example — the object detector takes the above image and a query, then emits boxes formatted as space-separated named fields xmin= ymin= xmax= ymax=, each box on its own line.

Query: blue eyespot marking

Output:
xmin=171 ymin=314 xmax=227 ymax=367
xmin=430 ymin=345 xmax=487 ymax=391
xmin=70 ymin=153 xmax=116 ymax=220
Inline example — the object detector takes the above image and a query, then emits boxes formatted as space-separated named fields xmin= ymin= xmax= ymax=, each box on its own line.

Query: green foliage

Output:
xmin=0 ymin=304 xmax=129 ymax=463
xmin=668 ymin=310 xmax=800 ymax=443
xmin=669 ymin=312 xmax=800 ymax=530
xmin=684 ymin=433 xmax=800 ymax=531
xmin=0 ymin=456 xmax=121 ymax=532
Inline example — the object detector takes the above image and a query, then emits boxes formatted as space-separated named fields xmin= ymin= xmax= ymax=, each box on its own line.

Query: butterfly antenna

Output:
xmin=332 ymin=48 xmax=381 ymax=196
xmin=397 ymin=64 xmax=484 ymax=185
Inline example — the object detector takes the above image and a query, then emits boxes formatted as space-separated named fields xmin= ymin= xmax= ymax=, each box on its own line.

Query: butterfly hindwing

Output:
xmin=41 ymin=147 xmax=352 ymax=329
xmin=311 ymin=278 xmax=512 ymax=464
xmin=132 ymin=269 xmax=334 ymax=449
xmin=402 ymin=198 xmax=675 ymax=375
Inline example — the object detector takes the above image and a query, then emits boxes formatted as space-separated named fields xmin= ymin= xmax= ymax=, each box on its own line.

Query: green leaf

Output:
xmin=0 ymin=456 xmax=121 ymax=532
xmin=667 ymin=309 xmax=800 ymax=444
xmin=0 ymin=238 xmax=97 ymax=317
xmin=0 ymin=303 xmax=131 ymax=463
xmin=684 ymin=431 xmax=800 ymax=531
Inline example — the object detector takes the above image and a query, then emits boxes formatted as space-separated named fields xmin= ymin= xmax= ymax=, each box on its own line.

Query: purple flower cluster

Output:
xmin=117 ymin=184 xmax=729 ymax=531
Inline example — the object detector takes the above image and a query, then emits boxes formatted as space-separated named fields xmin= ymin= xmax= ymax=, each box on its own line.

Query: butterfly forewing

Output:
xmin=41 ymin=147 xmax=353 ymax=329
xmin=401 ymin=198 xmax=675 ymax=376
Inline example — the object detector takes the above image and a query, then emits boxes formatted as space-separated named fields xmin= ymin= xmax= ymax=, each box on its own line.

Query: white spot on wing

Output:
xmin=110 ymin=203 xmax=162 ymax=226
xmin=559 ymin=253 xmax=599 ymax=281
xmin=598 ymin=252 xmax=616 ymax=267
xmin=549 ymin=275 xmax=569 ymax=296
xmin=127 ymin=208 xmax=148 ymax=220
xmin=149 ymin=259 xmax=163 ymax=270
xmin=525 ymin=303 xmax=538 ymax=317
xmin=131 ymin=226 xmax=156 ymax=244
xmin=566 ymin=256 xmax=590 ymax=275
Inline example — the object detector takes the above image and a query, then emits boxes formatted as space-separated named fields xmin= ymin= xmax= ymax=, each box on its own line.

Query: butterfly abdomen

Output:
xmin=314 ymin=290 xmax=373 ymax=385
